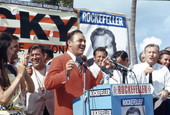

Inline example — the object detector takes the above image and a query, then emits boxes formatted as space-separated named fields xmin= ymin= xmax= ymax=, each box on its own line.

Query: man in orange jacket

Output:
xmin=44 ymin=30 xmax=103 ymax=115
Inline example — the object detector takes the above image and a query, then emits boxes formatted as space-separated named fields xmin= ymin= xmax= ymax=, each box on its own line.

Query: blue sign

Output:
xmin=73 ymin=84 xmax=154 ymax=115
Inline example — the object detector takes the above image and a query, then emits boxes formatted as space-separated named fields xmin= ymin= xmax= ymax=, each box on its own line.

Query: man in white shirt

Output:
xmin=133 ymin=44 xmax=170 ymax=115
xmin=109 ymin=50 xmax=136 ymax=84
xmin=25 ymin=45 xmax=54 ymax=115
xmin=89 ymin=47 xmax=109 ymax=78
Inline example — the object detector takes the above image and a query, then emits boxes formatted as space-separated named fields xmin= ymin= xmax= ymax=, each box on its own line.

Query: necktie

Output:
xmin=78 ymin=64 xmax=82 ymax=73
xmin=149 ymin=66 xmax=152 ymax=84
xmin=76 ymin=56 xmax=82 ymax=73
xmin=122 ymin=71 xmax=127 ymax=84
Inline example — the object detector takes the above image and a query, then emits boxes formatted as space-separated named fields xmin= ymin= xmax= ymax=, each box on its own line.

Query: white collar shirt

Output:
xmin=67 ymin=50 xmax=80 ymax=67
xmin=132 ymin=62 xmax=170 ymax=98
xmin=109 ymin=70 xmax=136 ymax=84
xmin=89 ymin=62 xmax=101 ymax=78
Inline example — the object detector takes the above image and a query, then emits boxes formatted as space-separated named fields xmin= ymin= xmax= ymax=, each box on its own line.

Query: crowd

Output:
xmin=0 ymin=30 xmax=170 ymax=115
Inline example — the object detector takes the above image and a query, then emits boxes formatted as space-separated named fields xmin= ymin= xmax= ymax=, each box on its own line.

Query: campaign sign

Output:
xmin=73 ymin=84 xmax=154 ymax=115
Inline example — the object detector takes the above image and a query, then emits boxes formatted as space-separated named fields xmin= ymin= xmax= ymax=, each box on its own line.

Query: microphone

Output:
xmin=76 ymin=56 xmax=88 ymax=69
xmin=111 ymin=65 xmax=128 ymax=72
xmin=100 ymin=66 xmax=113 ymax=77
xmin=110 ymin=59 xmax=131 ymax=71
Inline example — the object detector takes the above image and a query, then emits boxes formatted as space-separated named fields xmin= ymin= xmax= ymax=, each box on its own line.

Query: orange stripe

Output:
xmin=14 ymin=14 xmax=78 ymax=26
xmin=0 ymin=14 xmax=77 ymax=26
xmin=0 ymin=26 xmax=61 ymax=37
xmin=19 ymin=42 xmax=67 ymax=52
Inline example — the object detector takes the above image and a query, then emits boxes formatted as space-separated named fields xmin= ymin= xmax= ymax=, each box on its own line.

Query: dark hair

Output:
xmin=112 ymin=50 xmax=128 ymax=61
xmin=165 ymin=46 xmax=170 ymax=51
xmin=158 ymin=50 xmax=170 ymax=63
xmin=0 ymin=32 xmax=12 ymax=89
xmin=126 ymin=107 xmax=141 ymax=115
xmin=66 ymin=30 xmax=83 ymax=47
xmin=90 ymin=27 xmax=117 ymax=52
xmin=28 ymin=45 xmax=45 ymax=54
xmin=44 ymin=46 xmax=54 ymax=58
xmin=11 ymin=35 xmax=19 ymax=40
xmin=93 ymin=47 xmax=108 ymax=56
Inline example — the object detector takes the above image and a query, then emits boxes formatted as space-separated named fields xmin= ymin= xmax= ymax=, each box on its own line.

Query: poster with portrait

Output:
xmin=78 ymin=9 xmax=129 ymax=59
xmin=121 ymin=98 xmax=145 ymax=115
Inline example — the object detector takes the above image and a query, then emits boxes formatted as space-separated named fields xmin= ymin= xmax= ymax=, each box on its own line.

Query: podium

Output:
xmin=73 ymin=84 xmax=154 ymax=115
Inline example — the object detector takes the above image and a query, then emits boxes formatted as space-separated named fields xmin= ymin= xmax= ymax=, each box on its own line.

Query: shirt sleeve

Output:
xmin=164 ymin=68 xmax=170 ymax=92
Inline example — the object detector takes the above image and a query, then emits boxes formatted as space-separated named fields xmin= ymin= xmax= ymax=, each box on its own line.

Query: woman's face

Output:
xmin=159 ymin=54 xmax=170 ymax=67
xmin=7 ymin=43 xmax=14 ymax=62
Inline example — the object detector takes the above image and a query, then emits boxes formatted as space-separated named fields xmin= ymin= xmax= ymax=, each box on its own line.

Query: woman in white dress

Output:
xmin=0 ymin=32 xmax=34 ymax=115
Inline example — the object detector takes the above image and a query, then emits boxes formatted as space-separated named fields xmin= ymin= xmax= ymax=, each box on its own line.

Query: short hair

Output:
xmin=93 ymin=47 xmax=108 ymax=56
xmin=126 ymin=107 xmax=141 ymax=115
xmin=11 ymin=35 xmax=19 ymax=40
xmin=144 ymin=44 xmax=159 ymax=52
xmin=66 ymin=30 xmax=83 ymax=47
xmin=165 ymin=46 xmax=170 ymax=51
xmin=90 ymin=27 xmax=117 ymax=51
xmin=158 ymin=50 xmax=170 ymax=63
xmin=112 ymin=50 xmax=128 ymax=61
xmin=44 ymin=46 xmax=54 ymax=58
xmin=139 ymin=51 xmax=145 ymax=62
xmin=28 ymin=45 xmax=45 ymax=54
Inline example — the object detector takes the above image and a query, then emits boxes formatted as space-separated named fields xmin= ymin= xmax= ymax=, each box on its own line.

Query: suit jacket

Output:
xmin=44 ymin=53 xmax=103 ymax=115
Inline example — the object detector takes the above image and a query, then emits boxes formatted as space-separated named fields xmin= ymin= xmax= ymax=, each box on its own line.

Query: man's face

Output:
xmin=29 ymin=48 xmax=45 ymax=70
xmin=144 ymin=46 xmax=159 ymax=65
xmin=116 ymin=57 xmax=129 ymax=67
xmin=93 ymin=34 xmax=114 ymax=57
xmin=11 ymin=39 xmax=19 ymax=61
xmin=68 ymin=32 xmax=86 ymax=56
xmin=93 ymin=51 xmax=107 ymax=67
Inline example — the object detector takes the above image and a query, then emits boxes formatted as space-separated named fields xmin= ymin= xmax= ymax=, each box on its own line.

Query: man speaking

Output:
xmin=44 ymin=30 xmax=103 ymax=115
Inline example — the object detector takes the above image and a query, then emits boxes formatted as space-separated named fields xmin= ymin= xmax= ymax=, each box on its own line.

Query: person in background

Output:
xmin=25 ymin=45 xmax=54 ymax=115
xmin=132 ymin=44 xmax=170 ymax=115
xmin=165 ymin=46 xmax=170 ymax=51
xmin=10 ymin=35 xmax=20 ymax=66
xmin=139 ymin=51 xmax=145 ymax=63
xmin=0 ymin=31 xmax=34 ymax=115
xmin=44 ymin=30 xmax=103 ymax=115
xmin=157 ymin=49 xmax=170 ymax=115
xmin=157 ymin=50 xmax=170 ymax=70
xmin=109 ymin=50 xmax=136 ymax=84
xmin=43 ymin=46 xmax=54 ymax=65
xmin=89 ymin=47 xmax=109 ymax=78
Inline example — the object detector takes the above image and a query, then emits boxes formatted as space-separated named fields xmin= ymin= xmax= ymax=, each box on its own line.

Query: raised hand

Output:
xmin=66 ymin=59 xmax=75 ymax=76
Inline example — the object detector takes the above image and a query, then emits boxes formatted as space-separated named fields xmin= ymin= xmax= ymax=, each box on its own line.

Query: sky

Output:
xmin=17 ymin=0 xmax=170 ymax=59
xmin=74 ymin=0 xmax=170 ymax=55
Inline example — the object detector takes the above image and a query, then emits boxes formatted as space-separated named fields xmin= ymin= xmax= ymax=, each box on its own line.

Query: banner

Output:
xmin=78 ymin=9 xmax=129 ymax=59
xmin=0 ymin=1 xmax=78 ymax=56
xmin=73 ymin=84 xmax=154 ymax=115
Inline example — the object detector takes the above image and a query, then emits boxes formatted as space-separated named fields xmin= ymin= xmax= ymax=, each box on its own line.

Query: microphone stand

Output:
xmin=76 ymin=56 xmax=89 ymax=115
xmin=83 ymin=66 xmax=88 ymax=115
